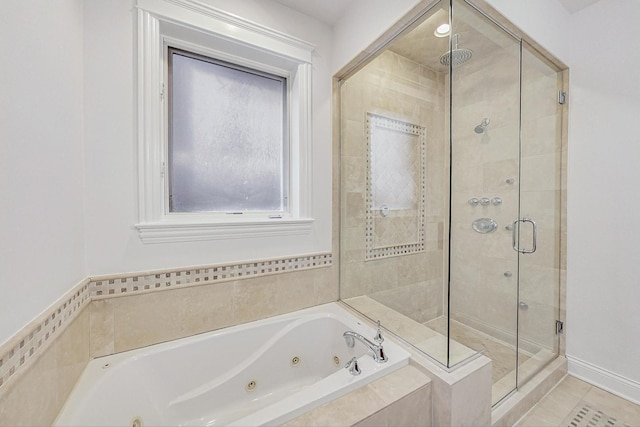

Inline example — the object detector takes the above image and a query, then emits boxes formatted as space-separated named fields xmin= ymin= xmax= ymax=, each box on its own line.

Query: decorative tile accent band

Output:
xmin=0 ymin=252 xmax=332 ymax=392
xmin=89 ymin=253 xmax=333 ymax=298
xmin=0 ymin=281 xmax=91 ymax=390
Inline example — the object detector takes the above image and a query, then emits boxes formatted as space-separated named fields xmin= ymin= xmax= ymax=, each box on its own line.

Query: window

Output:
xmin=135 ymin=0 xmax=315 ymax=243
xmin=168 ymin=49 xmax=288 ymax=214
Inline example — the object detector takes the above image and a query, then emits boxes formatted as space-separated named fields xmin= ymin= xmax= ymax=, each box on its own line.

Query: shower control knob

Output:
xmin=492 ymin=197 xmax=502 ymax=206
xmin=468 ymin=198 xmax=479 ymax=206
xmin=480 ymin=197 xmax=490 ymax=206
xmin=504 ymin=271 xmax=513 ymax=278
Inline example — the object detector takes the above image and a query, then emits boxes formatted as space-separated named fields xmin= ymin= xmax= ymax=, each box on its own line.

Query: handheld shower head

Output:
xmin=474 ymin=118 xmax=490 ymax=134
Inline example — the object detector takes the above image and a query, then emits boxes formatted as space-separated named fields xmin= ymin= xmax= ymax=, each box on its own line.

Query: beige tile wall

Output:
xmin=340 ymin=50 xmax=446 ymax=324
xmin=0 ymin=255 xmax=338 ymax=426
xmin=91 ymin=265 xmax=338 ymax=357
xmin=0 ymin=307 xmax=90 ymax=426
xmin=447 ymin=39 xmax=522 ymax=345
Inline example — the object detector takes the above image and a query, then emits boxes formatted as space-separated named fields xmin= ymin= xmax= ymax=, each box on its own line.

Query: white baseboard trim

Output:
xmin=567 ymin=355 xmax=640 ymax=405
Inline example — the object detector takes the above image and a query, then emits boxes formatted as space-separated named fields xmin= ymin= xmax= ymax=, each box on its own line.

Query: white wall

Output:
xmin=485 ymin=0 xmax=572 ymax=64
xmin=563 ymin=0 xmax=640 ymax=402
xmin=332 ymin=0 xmax=423 ymax=74
xmin=82 ymin=0 xmax=333 ymax=275
xmin=0 ymin=0 xmax=86 ymax=345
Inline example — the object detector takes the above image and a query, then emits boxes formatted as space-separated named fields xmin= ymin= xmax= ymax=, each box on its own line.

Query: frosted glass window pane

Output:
xmin=169 ymin=50 xmax=286 ymax=213
xmin=371 ymin=128 xmax=420 ymax=210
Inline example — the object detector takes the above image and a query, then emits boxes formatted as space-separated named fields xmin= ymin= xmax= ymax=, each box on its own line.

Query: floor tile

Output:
xmin=581 ymin=386 xmax=640 ymax=426
xmin=516 ymin=375 xmax=640 ymax=427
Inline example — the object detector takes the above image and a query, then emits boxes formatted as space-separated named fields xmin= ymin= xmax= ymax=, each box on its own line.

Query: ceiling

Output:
xmin=273 ymin=0 xmax=354 ymax=26
xmin=274 ymin=0 xmax=603 ymax=26
xmin=556 ymin=0 xmax=602 ymax=14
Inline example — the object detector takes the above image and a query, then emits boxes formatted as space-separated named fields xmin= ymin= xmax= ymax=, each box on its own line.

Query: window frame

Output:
xmin=135 ymin=0 xmax=315 ymax=243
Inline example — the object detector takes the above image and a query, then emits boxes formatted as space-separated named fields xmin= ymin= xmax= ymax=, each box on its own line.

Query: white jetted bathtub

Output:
xmin=54 ymin=302 xmax=410 ymax=426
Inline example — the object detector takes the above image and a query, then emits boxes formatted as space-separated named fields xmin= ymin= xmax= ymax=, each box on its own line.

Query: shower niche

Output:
xmin=339 ymin=0 xmax=566 ymax=407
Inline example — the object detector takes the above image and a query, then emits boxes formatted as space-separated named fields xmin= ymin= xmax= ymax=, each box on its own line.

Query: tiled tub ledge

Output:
xmin=338 ymin=299 xmax=494 ymax=426
xmin=284 ymin=364 xmax=432 ymax=427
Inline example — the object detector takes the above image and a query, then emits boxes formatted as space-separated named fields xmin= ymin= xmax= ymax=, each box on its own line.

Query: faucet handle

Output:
xmin=344 ymin=357 xmax=361 ymax=376
xmin=374 ymin=320 xmax=384 ymax=344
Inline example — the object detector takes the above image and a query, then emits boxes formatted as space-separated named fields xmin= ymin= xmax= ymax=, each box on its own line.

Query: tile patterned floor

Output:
xmin=516 ymin=375 xmax=640 ymax=427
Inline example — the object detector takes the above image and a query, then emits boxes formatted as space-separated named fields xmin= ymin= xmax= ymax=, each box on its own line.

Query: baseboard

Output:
xmin=567 ymin=355 xmax=640 ymax=405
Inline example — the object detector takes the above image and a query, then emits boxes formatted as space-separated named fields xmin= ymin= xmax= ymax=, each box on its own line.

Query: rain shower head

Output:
xmin=474 ymin=118 xmax=490 ymax=134
xmin=440 ymin=34 xmax=473 ymax=67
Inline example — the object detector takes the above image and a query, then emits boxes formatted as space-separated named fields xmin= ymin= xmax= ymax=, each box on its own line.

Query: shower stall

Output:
xmin=338 ymin=0 xmax=566 ymax=405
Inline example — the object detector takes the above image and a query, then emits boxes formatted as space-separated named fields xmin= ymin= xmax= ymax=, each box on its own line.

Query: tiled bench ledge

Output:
xmin=338 ymin=299 xmax=493 ymax=426
xmin=284 ymin=364 xmax=432 ymax=426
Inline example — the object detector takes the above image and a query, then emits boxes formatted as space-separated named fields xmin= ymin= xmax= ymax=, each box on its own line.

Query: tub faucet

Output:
xmin=343 ymin=330 xmax=388 ymax=363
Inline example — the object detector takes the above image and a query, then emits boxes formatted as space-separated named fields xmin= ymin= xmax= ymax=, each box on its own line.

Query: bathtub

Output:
xmin=54 ymin=302 xmax=410 ymax=426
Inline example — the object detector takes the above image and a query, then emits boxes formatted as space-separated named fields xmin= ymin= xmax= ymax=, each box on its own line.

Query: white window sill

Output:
xmin=134 ymin=217 xmax=314 ymax=243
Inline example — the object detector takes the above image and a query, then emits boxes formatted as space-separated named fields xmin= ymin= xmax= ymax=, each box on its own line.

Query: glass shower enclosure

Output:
xmin=339 ymin=0 xmax=566 ymax=405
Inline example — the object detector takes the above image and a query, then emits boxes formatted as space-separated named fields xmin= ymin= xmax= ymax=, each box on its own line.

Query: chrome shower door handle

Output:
xmin=512 ymin=218 xmax=537 ymax=254
xmin=521 ymin=218 xmax=537 ymax=254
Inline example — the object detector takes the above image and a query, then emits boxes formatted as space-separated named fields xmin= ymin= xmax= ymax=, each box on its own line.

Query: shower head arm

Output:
xmin=452 ymin=33 xmax=460 ymax=49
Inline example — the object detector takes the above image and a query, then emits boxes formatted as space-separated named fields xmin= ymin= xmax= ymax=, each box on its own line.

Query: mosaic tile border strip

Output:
xmin=365 ymin=112 xmax=426 ymax=260
xmin=89 ymin=253 xmax=333 ymax=297
xmin=0 ymin=280 xmax=91 ymax=390
xmin=0 ymin=252 xmax=332 ymax=393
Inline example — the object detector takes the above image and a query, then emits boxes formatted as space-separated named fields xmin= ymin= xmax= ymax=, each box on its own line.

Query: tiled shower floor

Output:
xmin=424 ymin=317 xmax=558 ymax=405
xmin=425 ymin=317 xmax=531 ymax=383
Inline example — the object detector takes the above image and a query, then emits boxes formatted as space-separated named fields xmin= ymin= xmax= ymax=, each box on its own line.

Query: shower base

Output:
xmin=425 ymin=317 xmax=556 ymax=405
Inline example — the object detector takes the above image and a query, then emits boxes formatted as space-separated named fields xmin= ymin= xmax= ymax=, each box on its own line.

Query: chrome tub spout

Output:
xmin=343 ymin=331 xmax=388 ymax=363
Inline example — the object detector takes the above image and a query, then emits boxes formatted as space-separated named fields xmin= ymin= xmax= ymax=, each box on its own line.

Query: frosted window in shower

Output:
xmin=169 ymin=49 xmax=287 ymax=213
xmin=366 ymin=113 xmax=426 ymax=259
xmin=371 ymin=127 xmax=420 ymax=210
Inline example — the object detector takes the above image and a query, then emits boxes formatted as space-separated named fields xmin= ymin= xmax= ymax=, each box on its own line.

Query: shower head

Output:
xmin=474 ymin=118 xmax=490 ymax=134
xmin=440 ymin=34 xmax=473 ymax=67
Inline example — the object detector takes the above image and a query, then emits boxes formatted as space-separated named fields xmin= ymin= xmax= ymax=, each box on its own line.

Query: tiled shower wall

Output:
xmin=447 ymin=43 xmax=522 ymax=344
xmin=0 ymin=255 xmax=337 ymax=425
xmin=339 ymin=34 xmax=565 ymax=357
xmin=340 ymin=50 xmax=446 ymax=323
